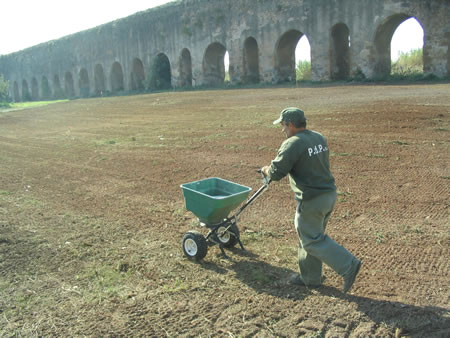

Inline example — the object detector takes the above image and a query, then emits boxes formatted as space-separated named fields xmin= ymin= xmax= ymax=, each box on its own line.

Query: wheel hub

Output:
xmin=184 ymin=238 xmax=198 ymax=256
xmin=217 ymin=226 xmax=231 ymax=243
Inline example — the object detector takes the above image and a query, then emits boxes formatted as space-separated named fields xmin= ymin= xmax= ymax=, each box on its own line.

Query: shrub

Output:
xmin=391 ymin=49 xmax=423 ymax=75
xmin=296 ymin=60 xmax=312 ymax=81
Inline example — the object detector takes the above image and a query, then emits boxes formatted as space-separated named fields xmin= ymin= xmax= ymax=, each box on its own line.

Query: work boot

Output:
xmin=287 ymin=273 xmax=324 ymax=288
xmin=343 ymin=259 xmax=362 ymax=293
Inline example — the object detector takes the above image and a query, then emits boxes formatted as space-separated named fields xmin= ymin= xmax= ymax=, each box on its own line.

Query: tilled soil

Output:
xmin=0 ymin=84 xmax=449 ymax=337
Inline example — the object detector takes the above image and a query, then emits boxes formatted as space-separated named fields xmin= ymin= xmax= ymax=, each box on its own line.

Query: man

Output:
xmin=262 ymin=107 xmax=361 ymax=293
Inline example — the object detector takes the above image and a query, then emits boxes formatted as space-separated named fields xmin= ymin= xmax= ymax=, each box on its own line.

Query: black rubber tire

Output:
xmin=182 ymin=230 xmax=208 ymax=261
xmin=216 ymin=225 xmax=239 ymax=248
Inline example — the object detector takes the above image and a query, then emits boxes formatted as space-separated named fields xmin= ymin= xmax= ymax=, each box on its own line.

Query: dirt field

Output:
xmin=0 ymin=83 xmax=449 ymax=337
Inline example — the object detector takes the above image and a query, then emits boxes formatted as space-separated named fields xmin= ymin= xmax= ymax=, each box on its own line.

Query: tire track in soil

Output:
xmin=352 ymin=241 xmax=449 ymax=306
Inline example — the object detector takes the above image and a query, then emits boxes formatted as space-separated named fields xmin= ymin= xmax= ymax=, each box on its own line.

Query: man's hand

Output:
xmin=261 ymin=165 xmax=270 ymax=177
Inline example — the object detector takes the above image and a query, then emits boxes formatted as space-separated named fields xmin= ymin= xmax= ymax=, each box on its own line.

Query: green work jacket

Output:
xmin=268 ymin=129 xmax=336 ymax=200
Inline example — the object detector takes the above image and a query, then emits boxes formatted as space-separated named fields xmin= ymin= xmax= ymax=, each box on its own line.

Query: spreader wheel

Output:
xmin=216 ymin=225 xmax=239 ymax=248
xmin=182 ymin=231 xmax=208 ymax=261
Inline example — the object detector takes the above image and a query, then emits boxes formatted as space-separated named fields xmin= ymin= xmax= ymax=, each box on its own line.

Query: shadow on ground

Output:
xmin=203 ymin=251 xmax=450 ymax=337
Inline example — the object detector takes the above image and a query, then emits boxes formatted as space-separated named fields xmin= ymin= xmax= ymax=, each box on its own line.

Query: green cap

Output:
xmin=273 ymin=107 xmax=307 ymax=125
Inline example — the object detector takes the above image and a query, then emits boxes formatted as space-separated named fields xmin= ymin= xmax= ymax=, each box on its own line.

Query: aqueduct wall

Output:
xmin=0 ymin=0 xmax=449 ymax=101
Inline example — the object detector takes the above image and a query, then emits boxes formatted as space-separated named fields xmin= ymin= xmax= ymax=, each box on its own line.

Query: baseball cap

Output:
xmin=273 ymin=107 xmax=307 ymax=125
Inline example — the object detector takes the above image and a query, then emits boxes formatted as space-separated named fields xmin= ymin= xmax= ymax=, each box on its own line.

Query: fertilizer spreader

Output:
xmin=180 ymin=175 xmax=269 ymax=260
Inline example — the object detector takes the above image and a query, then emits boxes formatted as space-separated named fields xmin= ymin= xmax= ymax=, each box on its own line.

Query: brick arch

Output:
xmin=21 ymin=80 xmax=30 ymax=101
xmin=65 ymin=72 xmax=75 ymax=98
xmin=130 ymin=58 xmax=145 ymax=91
xmin=41 ymin=76 xmax=51 ymax=100
xmin=243 ymin=37 xmax=260 ymax=84
xmin=111 ymin=62 xmax=124 ymax=93
xmin=374 ymin=14 xmax=424 ymax=77
xmin=275 ymin=30 xmax=304 ymax=83
xmin=203 ymin=42 xmax=227 ymax=86
xmin=79 ymin=68 xmax=90 ymax=97
xmin=94 ymin=64 xmax=106 ymax=95
xmin=330 ymin=23 xmax=351 ymax=80
xmin=147 ymin=53 xmax=172 ymax=90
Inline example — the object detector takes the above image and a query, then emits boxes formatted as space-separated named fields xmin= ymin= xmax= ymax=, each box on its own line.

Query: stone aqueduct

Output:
xmin=0 ymin=0 xmax=449 ymax=101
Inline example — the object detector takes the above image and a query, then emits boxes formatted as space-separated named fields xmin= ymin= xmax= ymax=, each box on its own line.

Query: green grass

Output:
xmin=12 ymin=100 xmax=67 ymax=108
xmin=76 ymin=265 xmax=131 ymax=301
xmin=376 ymin=231 xmax=385 ymax=244
xmin=367 ymin=153 xmax=386 ymax=158
xmin=0 ymin=100 xmax=68 ymax=112
xmin=162 ymin=278 xmax=189 ymax=293
xmin=249 ymin=266 xmax=271 ymax=284
xmin=337 ymin=189 xmax=353 ymax=202
xmin=397 ymin=224 xmax=424 ymax=235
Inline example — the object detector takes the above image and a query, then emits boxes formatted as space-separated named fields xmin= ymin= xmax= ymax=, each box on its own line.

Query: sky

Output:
xmin=0 ymin=0 xmax=174 ymax=55
xmin=1 ymin=1 xmax=423 ymax=62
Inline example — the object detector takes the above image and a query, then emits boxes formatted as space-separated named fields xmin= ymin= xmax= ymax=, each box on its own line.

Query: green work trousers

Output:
xmin=295 ymin=190 xmax=355 ymax=285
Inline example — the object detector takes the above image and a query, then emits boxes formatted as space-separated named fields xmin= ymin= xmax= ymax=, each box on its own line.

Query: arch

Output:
xmin=78 ymin=68 xmax=90 ymax=97
xmin=391 ymin=17 xmax=424 ymax=75
xmin=130 ymin=58 xmax=145 ymax=91
xmin=243 ymin=37 xmax=260 ymax=84
xmin=148 ymin=53 xmax=172 ymax=90
xmin=330 ymin=23 xmax=351 ymax=80
xmin=13 ymin=81 xmax=20 ymax=102
xmin=374 ymin=14 xmax=424 ymax=77
xmin=203 ymin=42 xmax=227 ymax=86
xmin=94 ymin=64 xmax=106 ymax=95
xmin=65 ymin=72 xmax=75 ymax=98
xmin=275 ymin=30 xmax=304 ymax=82
xmin=41 ymin=76 xmax=51 ymax=100
xmin=179 ymin=48 xmax=193 ymax=87
xmin=111 ymin=61 xmax=124 ymax=92
xmin=31 ymin=77 xmax=39 ymax=101
xmin=295 ymin=36 xmax=312 ymax=81
xmin=21 ymin=80 xmax=31 ymax=101
xmin=53 ymin=75 xmax=64 ymax=99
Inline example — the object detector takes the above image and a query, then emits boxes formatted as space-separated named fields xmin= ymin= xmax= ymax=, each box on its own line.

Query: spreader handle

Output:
xmin=257 ymin=168 xmax=271 ymax=186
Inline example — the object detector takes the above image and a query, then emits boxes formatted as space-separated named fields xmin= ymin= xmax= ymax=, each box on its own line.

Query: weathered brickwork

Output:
xmin=0 ymin=0 xmax=448 ymax=100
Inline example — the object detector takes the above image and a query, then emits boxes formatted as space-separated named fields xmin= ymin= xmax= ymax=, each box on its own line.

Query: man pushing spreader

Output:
xmin=262 ymin=107 xmax=361 ymax=293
